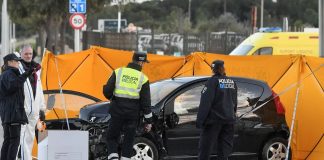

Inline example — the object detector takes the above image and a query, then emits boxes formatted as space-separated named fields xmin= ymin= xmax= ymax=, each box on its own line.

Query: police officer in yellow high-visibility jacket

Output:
xmin=103 ymin=51 xmax=153 ymax=160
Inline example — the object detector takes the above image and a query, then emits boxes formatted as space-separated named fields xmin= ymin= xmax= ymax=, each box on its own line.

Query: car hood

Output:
xmin=79 ymin=101 xmax=110 ymax=122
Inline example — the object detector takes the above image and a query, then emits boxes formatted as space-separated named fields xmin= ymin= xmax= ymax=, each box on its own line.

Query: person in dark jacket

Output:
xmin=196 ymin=60 xmax=238 ymax=160
xmin=103 ymin=51 xmax=153 ymax=160
xmin=0 ymin=53 xmax=34 ymax=160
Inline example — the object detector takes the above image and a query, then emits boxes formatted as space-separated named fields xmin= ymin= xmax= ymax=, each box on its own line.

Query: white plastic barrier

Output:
xmin=38 ymin=130 xmax=88 ymax=160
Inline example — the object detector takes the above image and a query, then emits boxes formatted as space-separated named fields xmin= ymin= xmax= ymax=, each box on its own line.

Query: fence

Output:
xmin=82 ymin=31 xmax=248 ymax=55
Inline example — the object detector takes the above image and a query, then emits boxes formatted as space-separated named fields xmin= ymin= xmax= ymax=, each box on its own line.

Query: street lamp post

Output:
xmin=260 ymin=0 xmax=264 ymax=28
xmin=117 ymin=1 xmax=122 ymax=33
xmin=224 ymin=0 xmax=227 ymax=14
xmin=260 ymin=0 xmax=277 ymax=29
xmin=188 ymin=0 xmax=191 ymax=21
xmin=1 ymin=0 xmax=10 ymax=66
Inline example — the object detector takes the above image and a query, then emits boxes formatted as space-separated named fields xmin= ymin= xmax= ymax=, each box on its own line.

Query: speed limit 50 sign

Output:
xmin=69 ymin=13 xmax=86 ymax=29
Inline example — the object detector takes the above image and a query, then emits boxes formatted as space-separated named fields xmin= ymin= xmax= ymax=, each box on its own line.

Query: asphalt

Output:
xmin=0 ymin=120 xmax=259 ymax=160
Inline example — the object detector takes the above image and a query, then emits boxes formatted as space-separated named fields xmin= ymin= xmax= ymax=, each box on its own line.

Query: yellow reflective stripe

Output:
xmin=114 ymin=93 xmax=140 ymax=99
xmin=116 ymin=86 xmax=140 ymax=92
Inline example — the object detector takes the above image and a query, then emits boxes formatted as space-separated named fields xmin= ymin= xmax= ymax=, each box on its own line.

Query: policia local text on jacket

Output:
xmin=0 ymin=53 xmax=33 ymax=160
xmin=103 ymin=52 xmax=152 ymax=160
xmin=196 ymin=60 xmax=237 ymax=160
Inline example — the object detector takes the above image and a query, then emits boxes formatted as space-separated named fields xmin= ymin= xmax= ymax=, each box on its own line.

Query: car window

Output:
xmin=173 ymin=85 xmax=204 ymax=124
xmin=252 ymin=47 xmax=273 ymax=55
xmin=236 ymin=82 xmax=264 ymax=117
xmin=230 ymin=45 xmax=254 ymax=55
xmin=150 ymin=80 xmax=184 ymax=106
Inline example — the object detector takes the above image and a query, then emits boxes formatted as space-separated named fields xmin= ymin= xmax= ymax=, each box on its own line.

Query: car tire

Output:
xmin=132 ymin=137 xmax=159 ymax=160
xmin=261 ymin=137 xmax=291 ymax=160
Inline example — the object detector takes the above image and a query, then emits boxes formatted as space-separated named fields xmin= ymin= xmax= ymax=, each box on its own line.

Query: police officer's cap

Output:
xmin=3 ymin=53 xmax=22 ymax=63
xmin=132 ymin=51 xmax=150 ymax=63
xmin=211 ymin=60 xmax=224 ymax=70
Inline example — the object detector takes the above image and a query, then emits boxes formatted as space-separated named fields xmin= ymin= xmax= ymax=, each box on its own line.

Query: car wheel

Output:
xmin=132 ymin=137 xmax=158 ymax=160
xmin=261 ymin=137 xmax=290 ymax=160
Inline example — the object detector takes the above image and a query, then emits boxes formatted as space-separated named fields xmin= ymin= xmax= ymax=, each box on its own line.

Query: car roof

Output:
xmin=165 ymin=76 xmax=269 ymax=87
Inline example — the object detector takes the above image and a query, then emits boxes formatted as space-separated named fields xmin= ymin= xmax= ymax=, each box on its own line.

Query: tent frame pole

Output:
xmin=285 ymin=86 xmax=301 ymax=160
xmin=54 ymin=57 xmax=70 ymax=130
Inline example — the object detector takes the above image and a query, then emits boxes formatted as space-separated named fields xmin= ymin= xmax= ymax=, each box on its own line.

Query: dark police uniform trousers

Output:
xmin=1 ymin=124 xmax=21 ymax=160
xmin=107 ymin=116 xmax=138 ymax=159
xmin=199 ymin=121 xmax=234 ymax=160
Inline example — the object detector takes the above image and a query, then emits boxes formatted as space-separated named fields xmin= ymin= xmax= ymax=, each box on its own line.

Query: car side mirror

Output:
xmin=47 ymin=95 xmax=56 ymax=110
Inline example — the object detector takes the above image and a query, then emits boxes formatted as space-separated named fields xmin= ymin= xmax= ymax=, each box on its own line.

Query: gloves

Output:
xmin=144 ymin=123 xmax=152 ymax=132
xmin=39 ymin=110 xmax=45 ymax=121
xmin=21 ymin=67 xmax=35 ymax=78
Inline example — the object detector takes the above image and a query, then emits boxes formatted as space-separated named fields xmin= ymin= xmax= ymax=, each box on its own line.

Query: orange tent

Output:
xmin=175 ymin=52 xmax=324 ymax=160
xmin=41 ymin=47 xmax=324 ymax=159
xmin=41 ymin=46 xmax=185 ymax=119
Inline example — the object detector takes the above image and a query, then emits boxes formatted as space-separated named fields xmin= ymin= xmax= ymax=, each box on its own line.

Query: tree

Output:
xmin=8 ymin=0 xmax=109 ymax=55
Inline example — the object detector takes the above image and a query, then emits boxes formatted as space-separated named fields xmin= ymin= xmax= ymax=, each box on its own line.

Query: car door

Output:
xmin=232 ymin=81 xmax=265 ymax=155
xmin=164 ymin=80 xmax=265 ymax=157
xmin=164 ymin=83 xmax=204 ymax=157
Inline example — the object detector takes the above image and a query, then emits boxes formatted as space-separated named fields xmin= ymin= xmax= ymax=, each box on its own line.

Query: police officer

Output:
xmin=103 ymin=51 xmax=153 ymax=160
xmin=196 ymin=60 xmax=238 ymax=160
xmin=0 ymin=53 xmax=32 ymax=160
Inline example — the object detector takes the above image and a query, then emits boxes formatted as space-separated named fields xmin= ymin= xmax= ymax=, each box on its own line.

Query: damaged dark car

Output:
xmin=46 ymin=76 xmax=290 ymax=160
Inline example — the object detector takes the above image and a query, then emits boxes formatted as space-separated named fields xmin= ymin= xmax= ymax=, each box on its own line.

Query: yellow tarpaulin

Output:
xmin=40 ymin=47 xmax=324 ymax=159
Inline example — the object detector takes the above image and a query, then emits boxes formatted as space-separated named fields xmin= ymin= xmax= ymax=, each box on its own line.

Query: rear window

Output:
xmin=230 ymin=45 xmax=254 ymax=55
xmin=236 ymin=82 xmax=264 ymax=117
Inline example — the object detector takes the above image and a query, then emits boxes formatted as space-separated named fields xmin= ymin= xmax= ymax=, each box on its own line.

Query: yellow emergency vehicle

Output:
xmin=230 ymin=28 xmax=319 ymax=57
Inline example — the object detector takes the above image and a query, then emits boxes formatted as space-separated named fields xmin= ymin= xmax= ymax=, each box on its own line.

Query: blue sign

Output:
xmin=69 ymin=0 xmax=86 ymax=13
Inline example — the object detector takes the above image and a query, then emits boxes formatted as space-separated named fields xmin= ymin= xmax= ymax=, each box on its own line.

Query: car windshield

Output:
xmin=150 ymin=80 xmax=184 ymax=106
xmin=230 ymin=45 xmax=254 ymax=55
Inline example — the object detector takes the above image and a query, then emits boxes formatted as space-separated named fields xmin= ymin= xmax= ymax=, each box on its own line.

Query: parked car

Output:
xmin=142 ymin=38 xmax=168 ymax=53
xmin=71 ymin=76 xmax=290 ymax=160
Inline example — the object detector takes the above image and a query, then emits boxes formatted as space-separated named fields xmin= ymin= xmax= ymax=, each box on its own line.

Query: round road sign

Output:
xmin=69 ymin=13 xmax=86 ymax=29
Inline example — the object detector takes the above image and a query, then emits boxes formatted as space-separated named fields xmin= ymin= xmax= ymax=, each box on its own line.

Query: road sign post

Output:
xmin=69 ymin=0 xmax=86 ymax=52
xmin=69 ymin=14 xmax=86 ymax=52
xmin=74 ymin=29 xmax=80 ymax=52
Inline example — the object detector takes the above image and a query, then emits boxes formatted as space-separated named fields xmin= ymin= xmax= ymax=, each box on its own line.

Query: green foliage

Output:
xmin=87 ymin=0 xmax=318 ymax=33
xmin=7 ymin=0 xmax=110 ymax=53
xmin=3 ymin=0 xmax=319 ymax=50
